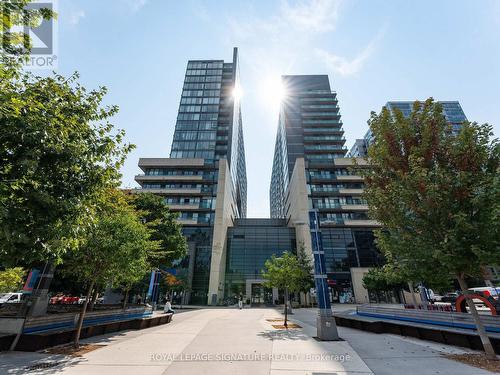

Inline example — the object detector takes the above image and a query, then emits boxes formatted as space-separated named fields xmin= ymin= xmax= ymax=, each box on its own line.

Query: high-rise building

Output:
xmin=270 ymin=75 xmax=346 ymax=218
xmin=386 ymin=101 xmax=466 ymax=135
xmin=270 ymin=75 xmax=382 ymax=304
xmin=135 ymin=48 xmax=247 ymax=305
xmin=349 ymin=100 xmax=468 ymax=157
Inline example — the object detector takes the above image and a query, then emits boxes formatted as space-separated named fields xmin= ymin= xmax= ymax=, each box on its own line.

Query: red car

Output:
xmin=50 ymin=294 xmax=79 ymax=304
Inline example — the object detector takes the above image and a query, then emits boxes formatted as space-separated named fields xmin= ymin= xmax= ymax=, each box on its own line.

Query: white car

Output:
xmin=0 ymin=292 xmax=23 ymax=306
xmin=468 ymin=287 xmax=499 ymax=299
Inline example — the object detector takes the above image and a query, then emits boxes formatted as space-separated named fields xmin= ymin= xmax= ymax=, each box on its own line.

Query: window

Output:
xmin=198 ymin=131 xmax=216 ymax=140
xmin=179 ymin=105 xmax=201 ymax=113
xmin=201 ymin=105 xmax=219 ymax=113
xmin=202 ymin=97 xmax=219 ymax=104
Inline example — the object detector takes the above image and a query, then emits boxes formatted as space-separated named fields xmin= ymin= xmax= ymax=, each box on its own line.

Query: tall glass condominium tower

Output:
xmin=270 ymin=75 xmax=382 ymax=303
xmin=170 ymin=47 xmax=247 ymax=217
xmin=136 ymin=48 xmax=247 ymax=305
xmin=270 ymin=75 xmax=346 ymax=218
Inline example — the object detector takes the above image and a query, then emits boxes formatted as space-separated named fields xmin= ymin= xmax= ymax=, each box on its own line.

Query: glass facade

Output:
xmin=270 ymin=75 xmax=346 ymax=218
xmin=224 ymin=219 xmax=296 ymax=300
xmin=269 ymin=75 xmax=382 ymax=303
xmin=386 ymin=101 xmax=467 ymax=135
xmin=349 ymin=101 xmax=467 ymax=157
xmin=135 ymin=48 xmax=247 ymax=305
xmin=170 ymin=48 xmax=247 ymax=218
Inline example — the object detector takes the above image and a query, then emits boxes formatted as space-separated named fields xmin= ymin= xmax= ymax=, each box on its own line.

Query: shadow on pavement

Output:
xmin=0 ymin=352 xmax=83 ymax=375
xmin=257 ymin=329 xmax=310 ymax=341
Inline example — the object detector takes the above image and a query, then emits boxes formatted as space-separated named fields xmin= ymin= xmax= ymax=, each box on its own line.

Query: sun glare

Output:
xmin=232 ymin=85 xmax=243 ymax=100
xmin=261 ymin=76 xmax=286 ymax=110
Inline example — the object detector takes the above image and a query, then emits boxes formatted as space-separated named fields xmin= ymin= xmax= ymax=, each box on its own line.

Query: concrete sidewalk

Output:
xmin=293 ymin=308 xmax=494 ymax=375
xmin=0 ymin=307 xmax=492 ymax=374
xmin=0 ymin=308 xmax=372 ymax=375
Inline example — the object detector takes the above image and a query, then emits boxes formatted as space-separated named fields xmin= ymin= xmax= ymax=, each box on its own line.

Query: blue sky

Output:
xmin=55 ymin=0 xmax=500 ymax=217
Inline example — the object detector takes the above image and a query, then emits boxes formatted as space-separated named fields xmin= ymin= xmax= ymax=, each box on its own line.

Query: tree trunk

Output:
xmin=456 ymin=274 xmax=497 ymax=360
xmin=284 ymin=288 xmax=288 ymax=328
xmin=122 ymin=289 xmax=129 ymax=309
xmin=408 ymin=282 xmax=418 ymax=307
xmin=74 ymin=280 xmax=94 ymax=349
xmin=88 ymin=288 xmax=98 ymax=311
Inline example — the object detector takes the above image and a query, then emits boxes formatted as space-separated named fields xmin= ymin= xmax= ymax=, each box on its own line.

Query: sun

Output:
xmin=232 ymin=85 xmax=243 ymax=100
xmin=261 ymin=75 xmax=287 ymax=111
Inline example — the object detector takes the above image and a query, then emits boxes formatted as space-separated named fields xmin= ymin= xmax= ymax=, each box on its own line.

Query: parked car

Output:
xmin=432 ymin=293 xmax=444 ymax=302
xmin=441 ymin=292 xmax=459 ymax=303
xmin=468 ymin=287 xmax=499 ymax=300
xmin=49 ymin=294 xmax=79 ymax=304
xmin=0 ymin=292 xmax=24 ymax=306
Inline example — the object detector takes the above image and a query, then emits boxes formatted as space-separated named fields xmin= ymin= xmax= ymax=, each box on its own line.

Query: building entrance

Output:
xmin=250 ymin=284 xmax=273 ymax=306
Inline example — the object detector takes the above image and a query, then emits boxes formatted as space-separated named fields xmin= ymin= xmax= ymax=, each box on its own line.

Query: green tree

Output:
xmin=0 ymin=267 xmax=25 ymax=293
xmin=63 ymin=190 xmax=156 ymax=348
xmin=262 ymin=251 xmax=306 ymax=327
xmin=0 ymin=71 xmax=133 ymax=267
xmin=363 ymin=98 xmax=500 ymax=358
xmin=132 ymin=193 xmax=187 ymax=267
xmin=296 ymin=245 xmax=314 ymax=294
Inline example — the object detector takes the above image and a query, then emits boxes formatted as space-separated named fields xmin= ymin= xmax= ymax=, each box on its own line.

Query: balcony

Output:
xmin=137 ymin=188 xmax=202 ymax=195
xmin=340 ymin=204 xmax=369 ymax=211
xmin=335 ymin=175 xmax=364 ymax=182
xmin=177 ymin=218 xmax=199 ymax=225
xmin=343 ymin=219 xmax=380 ymax=227
xmin=338 ymin=188 xmax=364 ymax=195
xmin=167 ymin=204 xmax=200 ymax=210
xmin=135 ymin=174 xmax=204 ymax=182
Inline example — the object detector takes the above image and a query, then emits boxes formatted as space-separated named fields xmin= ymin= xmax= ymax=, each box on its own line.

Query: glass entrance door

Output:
xmin=251 ymin=284 xmax=264 ymax=305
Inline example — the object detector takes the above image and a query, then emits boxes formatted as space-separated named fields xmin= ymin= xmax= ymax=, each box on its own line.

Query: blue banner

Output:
xmin=309 ymin=210 xmax=332 ymax=313
xmin=147 ymin=270 xmax=156 ymax=298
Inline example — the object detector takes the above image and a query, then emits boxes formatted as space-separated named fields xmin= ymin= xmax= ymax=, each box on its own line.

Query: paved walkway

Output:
xmin=293 ymin=308 xmax=493 ymax=375
xmin=0 ymin=308 xmax=371 ymax=375
xmin=0 ymin=307 xmax=493 ymax=375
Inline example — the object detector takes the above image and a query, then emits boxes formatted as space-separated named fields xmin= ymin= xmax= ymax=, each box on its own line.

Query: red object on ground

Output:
xmin=455 ymin=293 xmax=497 ymax=315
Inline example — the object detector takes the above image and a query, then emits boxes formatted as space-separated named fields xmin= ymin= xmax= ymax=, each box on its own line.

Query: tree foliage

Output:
xmin=362 ymin=98 xmax=500 ymax=357
xmin=362 ymin=266 xmax=403 ymax=292
xmin=63 ymin=190 xmax=155 ymax=290
xmin=296 ymin=245 xmax=314 ymax=293
xmin=262 ymin=251 xmax=309 ymax=293
xmin=0 ymin=267 xmax=25 ymax=293
xmin=131 ymin=193 xmax=187 ymax=267
xmin=0 ymin=71 xmax=134 ymax=267
xmin=62 ymin=189 xmax=156 ymax=348
xmin=363 ymin=98 xmax=500 ymax=281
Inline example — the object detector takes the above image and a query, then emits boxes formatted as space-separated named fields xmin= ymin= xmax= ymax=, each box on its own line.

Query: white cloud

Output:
xmin=227 ymin=0 xmax=342 ymax=43
xmin=316 ymin=28 xmax=385 ymax=76
xmin=68 ymin=10 xmax=85 ymax=25
xmin=128 ymin=0 xmax=147 ymax=13
xmin=281 ymin=0 xmax=342 ymax=33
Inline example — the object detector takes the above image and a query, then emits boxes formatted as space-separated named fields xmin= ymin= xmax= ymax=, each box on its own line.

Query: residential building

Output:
xmin=224 ymin=218 xmax=296 ymax=305
xmin=349 ymin=100 xmax=468 ymax=157
xmin=135 ymin=48 xmax=246 ymax=305
xmin=270 ymin=75 xmax=383 ymax=304
xmin=386 ymin=101 xmax=467 ymax=135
